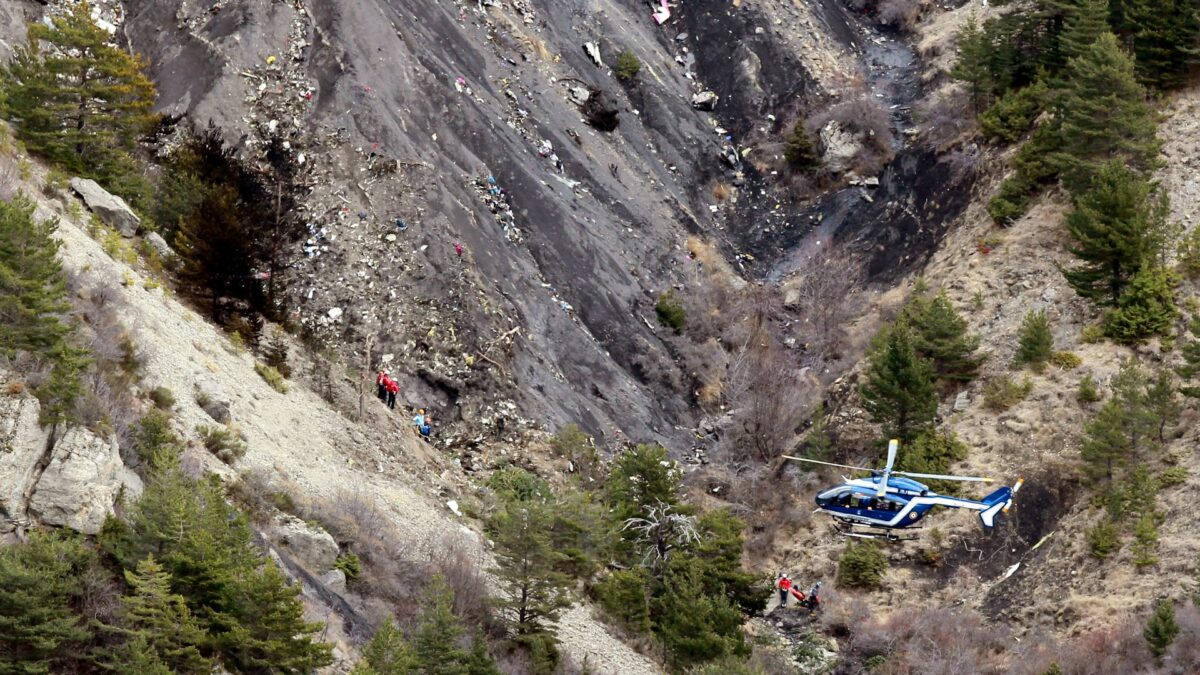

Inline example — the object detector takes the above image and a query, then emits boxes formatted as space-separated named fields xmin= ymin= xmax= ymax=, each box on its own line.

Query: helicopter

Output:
xmin=784 ymin=439 xmax=1023 ymax=541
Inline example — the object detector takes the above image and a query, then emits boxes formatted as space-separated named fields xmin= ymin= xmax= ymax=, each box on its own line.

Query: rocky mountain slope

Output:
xmin=4 ymin=0 xmax=1200 ymax=671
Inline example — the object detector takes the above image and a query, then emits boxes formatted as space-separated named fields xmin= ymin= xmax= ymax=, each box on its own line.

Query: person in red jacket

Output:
xmin=375 ymin=369 xmax=389 ymax=402
xmin=776 ymin=573 xmax=792 ymax=608
xmin=385 ymin=375 xmax=399 ymax=410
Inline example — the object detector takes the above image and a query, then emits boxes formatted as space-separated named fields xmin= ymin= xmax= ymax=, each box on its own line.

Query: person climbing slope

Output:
xmin=376 ymin=368 xmax=389 ymax=402
xmin=385 ymin=375 xmax=399 ymax=410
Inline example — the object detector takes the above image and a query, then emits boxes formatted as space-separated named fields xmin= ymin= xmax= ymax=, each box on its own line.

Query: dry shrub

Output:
xmin=1035 ymin=617 xmax=1151 ymax=674
xmin=1168 ymin=603 xmax=1200 ymax=668
xmin=711 ymin=182 xmax=732 ymax=202
xmin=845 ymin=607 xmax=1008 ymax=674
xmin=786 ymin=244 xmax=858 ymax=367
xmin=818 ymin=587 xmax=870 ymax=639
xmin=877 ymin=0 xmax=927 ymax=31
xmin=914 ymin=87 xmax=978 ymax=151
xmin=807 ymin=95 xmax=895 ymax=177
xmin=5 ymin=380 xmax=25 ymax=395
xmin=426 ymin=534 xmax=492 ymax=628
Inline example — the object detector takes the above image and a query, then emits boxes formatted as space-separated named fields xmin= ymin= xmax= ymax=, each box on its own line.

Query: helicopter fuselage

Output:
xmin=814 ymin=476 xmax=1015 ymax=530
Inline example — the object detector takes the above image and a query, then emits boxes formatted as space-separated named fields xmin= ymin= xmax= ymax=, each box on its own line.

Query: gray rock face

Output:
xmin=320 ymin=568 xmax=347 ymax=593
xmin=0 ymin=386 xmax=49 ymax=521
xmin=144 ymin=231 xmax=176 ymax=262
xmin=268 ymin=514 xmax=339 ymax=572
xmin=195 ymin=380 xmax=232 ymax=423
xmin=69 ymin=177 xmax=141 ymax=237
xmin=819 ymin=121 xmax=863 ymax=174
xmin=28 ymin=427 xmax=144 ymax=535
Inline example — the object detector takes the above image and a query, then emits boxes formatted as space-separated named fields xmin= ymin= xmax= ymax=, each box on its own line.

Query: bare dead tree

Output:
xmin=790 ymin=245 xmax=858 ymax=366
xmin=621 ymin=501 xmax=700 ymax=574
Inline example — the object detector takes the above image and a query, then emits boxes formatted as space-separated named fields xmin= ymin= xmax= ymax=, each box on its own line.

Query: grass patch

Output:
xmin=255 ymin=363 xmax=288 ymax=393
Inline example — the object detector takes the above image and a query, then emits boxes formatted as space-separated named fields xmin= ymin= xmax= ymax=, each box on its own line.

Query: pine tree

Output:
xmin=1014 ymin=310 xmax=1054 ymax=370
xmin=652 ymin=556 xmax=748 ymax=670
xmin=1062 ymin=161 xmax=1164 ymax=305
xmin=908 ymin=291 xmax=983 ymax=383
xmin=489 ymin=502 xmax=572 ymax=637
xmin=783 ymin=120 xmax=821 ymax=171
xmin=951 ymin=12 xmax=995 ymax=110
xmin=1129 ymin=0 xmax=1200 ymax=90
xmin=606 ymin=443 xmax=682 ymax=523
xmin=1145 ymin=370 xmax=1180 ymax=443
xmin=119 ymin=636 xmax=174 ymax=675
xmin=1080 ymin=359 xmax=1153 ymax=480
xmin=263 ymin=329 xmax=291 ymax=378
xmin=0 ymin=531 xmax=95 ymax=674
xmin=693 ymin=510 xmax=766 ymax=615
xmin=1102 ymin=264 xmax=1179 ymax=343
xmin=354 ymin=619 xmax=417 ymax=674
xmin=219 ymin=563 xmax=334 ymax=672
xmin=1144 ymin=600 xmax=1179 ymax=662
xmin=114 ymin=556 xmax=212 ymax=674
xmin=1176 ymin=315 xmax=1200 ymax=397
xmin=0 ymin=195 xmax=88 ymax=424
xmin=1058 ymin=0 xmax=1110 ymax=62
xmin=105 ymin=449 xmax=332 ymax=672
xmin=1051 ymin=32 xmax=1160 ymax=193
xmin=1131 ymin=512 xmax=1160 ymax=568
xmin=860 ymin=324 xmax=938 ymax=442
xmin=1 ymin=1 xmax=155 ymax=199
xmin=410 ymin=575 xmax=469 ymax=675
xmin=465 ymin=630 xmax=502 ymax=675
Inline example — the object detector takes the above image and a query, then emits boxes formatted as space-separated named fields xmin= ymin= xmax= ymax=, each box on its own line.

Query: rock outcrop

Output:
xmin=0 ymin=384 xmax=49 ymax=524
xmin=28 ymin=427 xmax=143 ymax=535
xmin=69 ymin=177 xmax=141 ymax=236
xmin=267 ymin=514 xmax=339 ymax=573
xmin=195 ymin=379 xmax=232 ymax=423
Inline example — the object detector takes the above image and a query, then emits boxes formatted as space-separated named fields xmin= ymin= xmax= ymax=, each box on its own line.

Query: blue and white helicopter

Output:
xmin=785 ymin=440 xmax=1023 ymax=541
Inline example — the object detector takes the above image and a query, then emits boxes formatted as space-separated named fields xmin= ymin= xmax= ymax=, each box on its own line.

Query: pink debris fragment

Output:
xmin=652 ymin=0 xmax=671 ymax=24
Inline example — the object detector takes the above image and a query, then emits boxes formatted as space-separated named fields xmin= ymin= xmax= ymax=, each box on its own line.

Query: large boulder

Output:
xmin=69 ymin=177 xmax=141 ymax=237
xmin=195 ymin=379 xmax=232 ymax=423
xmin=0 ymin=383 xmax=50 ymax=522
xmin=268 ymin=514 xmax=339 ymax=572
xmin=818 ymin=121 xmax=863 ymax=174
xmin=144 ymin=231 xmax=177 ymax=263
xmin=28 ymin=427 xmax=143 ymax=535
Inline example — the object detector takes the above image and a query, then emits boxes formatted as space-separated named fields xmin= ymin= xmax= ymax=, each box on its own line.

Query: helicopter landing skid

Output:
xmin=833 ymin=521 xmax=920 ymax=543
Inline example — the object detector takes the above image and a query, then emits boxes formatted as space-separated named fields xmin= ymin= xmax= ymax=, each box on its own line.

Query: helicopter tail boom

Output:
xmin=978 ymin=485 xmax=1014 ymax=528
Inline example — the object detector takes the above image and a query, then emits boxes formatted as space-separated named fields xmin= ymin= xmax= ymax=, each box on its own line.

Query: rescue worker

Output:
xmin=385 ymin=375 xmax=399 ymax=410
xmin=776 ymin=573 xmax=792 ymax=608
xmin=375 ymin=369 xmax=389 ymax=402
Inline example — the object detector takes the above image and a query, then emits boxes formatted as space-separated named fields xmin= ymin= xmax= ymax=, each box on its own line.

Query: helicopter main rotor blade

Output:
xmin=782 ymin=456 xmax=876 ymax=473
xmin=891 ymin=470 xmax=995 ymax=483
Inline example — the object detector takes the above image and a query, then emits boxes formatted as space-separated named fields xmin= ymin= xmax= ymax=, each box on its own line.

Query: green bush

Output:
xmin=197 ymin=424 xmax=247 ymax=464
xmin=614 ymin=50 xmax=642 ymax=81
xmin=333 ymin=552 xmax=361 ymax=581
xmin=1087 ymin=518 xmax=1121 ymax=558
xmin=1014 ymin=310 xmax=1053 ymax=370
xmin=1131 ymin=512 xmax=1159 ymax=568
xmin=255 ymin=363 xmax=289 ymax=394
xmin=1144 ymin=601 xmax=1180 ymax=662
xmin=593 ymin=568 xmax=652 ymax=634
xmin=987 ymin=183 xmax=1032 ymax=226
xmin=1177 ymin=226 xmax=1200 ymax=278
xmin=1158 ymin=466 xmax=1189 ymax=488
xmin=1077 ymin=374 xmax=1102 ymax=403
xmin=784 ymin=120 xmax=821 ymax=172
xmin=149 ymin=386 xmax=175 ymax=410
xmin=655 ymin=291 xmax=686 ymax=334
xmin=1102 ymin=265 xmax=1179 ymax=344
xmin=1049 ymin=351 xmax=1082 ymax=370
xmin=983 ymin=374 xmax=1033 ymax=411
xmin=979 ymin=81 xmax=1047 ymax=144
xmin=837 ymin=540 xmax=888 ymax=589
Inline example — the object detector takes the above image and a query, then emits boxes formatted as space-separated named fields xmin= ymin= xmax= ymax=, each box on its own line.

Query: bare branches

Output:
xmin=621 ymin=501 xmax=699 ymax=573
